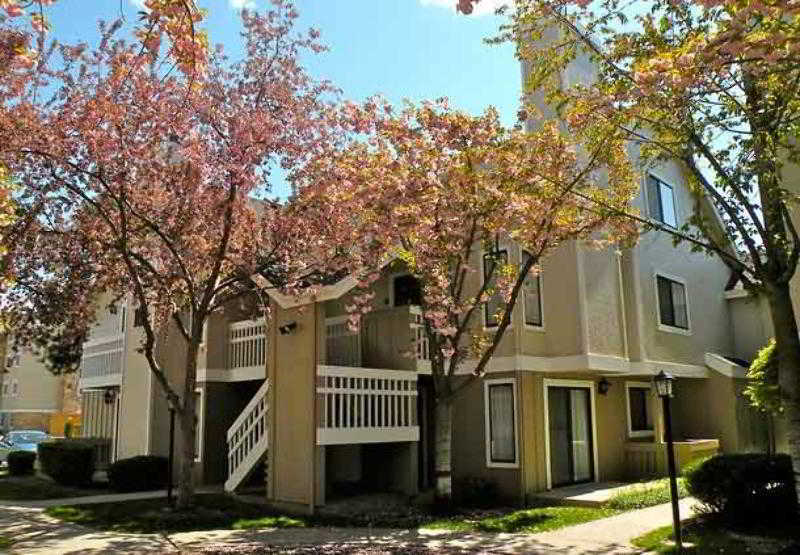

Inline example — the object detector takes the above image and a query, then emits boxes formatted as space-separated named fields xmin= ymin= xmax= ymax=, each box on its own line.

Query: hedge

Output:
xmin=685 ymin=453 xmax=797 ymax=527
xmin=108 ymin=455 xmax=169 ymax=492
xmin=37 ymin=440 xmax=95 ymax=486
xmin=7 ymin=451 xmax=36 ymax=476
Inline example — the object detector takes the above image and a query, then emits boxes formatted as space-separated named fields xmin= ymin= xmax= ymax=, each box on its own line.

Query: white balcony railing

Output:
xmin=316 ymin=365 xmax=419 ymax=445
xmin=410 ymin=306 xmax=430 ymax=368
xmin=227 ymin=318 xmax=267 ymax=374
xmin=80 ymin=335 xmax=124 ymax=388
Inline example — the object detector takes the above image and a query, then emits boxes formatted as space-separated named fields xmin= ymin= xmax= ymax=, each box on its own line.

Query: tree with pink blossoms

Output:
xmin=301 ymin=99 xmax=638 ymax=500
xmin=0 ymin=1 xmax=357 ymax=508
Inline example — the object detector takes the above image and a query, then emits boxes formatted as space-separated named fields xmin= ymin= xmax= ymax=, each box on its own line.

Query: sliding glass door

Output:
xmin=547 ymin=386 xmax=594 ymax=487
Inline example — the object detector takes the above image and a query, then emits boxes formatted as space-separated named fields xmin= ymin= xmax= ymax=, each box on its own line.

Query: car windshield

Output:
xmin=9 ymin=432 xmax=48 ymax=444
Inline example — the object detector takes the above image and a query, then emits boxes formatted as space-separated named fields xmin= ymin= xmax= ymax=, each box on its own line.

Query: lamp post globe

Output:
xmin=653 ymin=370 xmax=674 ymax=398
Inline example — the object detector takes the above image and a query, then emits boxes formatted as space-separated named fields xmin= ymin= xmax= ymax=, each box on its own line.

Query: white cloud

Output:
xmin=419 ymin=0 xmax=511 ymax=16
xmin=229 ymin=0 xmax=257 ymax=10
xmin=129 ymin=0 xmax=147 ymax=9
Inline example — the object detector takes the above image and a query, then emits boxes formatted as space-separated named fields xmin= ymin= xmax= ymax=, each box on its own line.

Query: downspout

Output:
xmin=616 ymin=249 xmax=630 ymax=360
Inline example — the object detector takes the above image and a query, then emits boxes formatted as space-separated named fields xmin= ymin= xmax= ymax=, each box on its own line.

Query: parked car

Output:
xmin=0 ymin=430 xmax=51 ymax=466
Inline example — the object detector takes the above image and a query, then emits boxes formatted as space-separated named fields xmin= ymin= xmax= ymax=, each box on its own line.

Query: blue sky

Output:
xmin=40 ymin=1 xmax=521 ymax=198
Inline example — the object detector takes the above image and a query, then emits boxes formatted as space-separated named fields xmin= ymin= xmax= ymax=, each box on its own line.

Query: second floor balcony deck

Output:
xmin=325 ymin=305 xmax=431 ymax=373
xmin=79 ymin=334 xmax=124 ymax=389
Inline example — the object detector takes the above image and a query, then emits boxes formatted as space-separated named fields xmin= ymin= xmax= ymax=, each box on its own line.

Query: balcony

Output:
xmin=316 ymin=365 xmax=419 ymax=445
xmin=79 ymin=335 xmax=124 ymax=389
xmin=325 ymin=305 xmax=430 ymax=373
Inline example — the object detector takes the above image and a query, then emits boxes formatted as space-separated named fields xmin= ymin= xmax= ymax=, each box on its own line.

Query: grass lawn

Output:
xmin=606 ymin=477 xmax=688 ymax=510
xmin=423 ymin=505 xmax=620 ymax=534
xmin=0 ymin=535 xmax=11 ymax=550
xmin=0 ymin=473 xmax=106 ymax=501
xmin=46 ymin=493 xmax=621 ymax=535
xmin=632 ymin=519 xmax=800 ymax=554
xmin=46 ymin=494 xmax=307 ymax=534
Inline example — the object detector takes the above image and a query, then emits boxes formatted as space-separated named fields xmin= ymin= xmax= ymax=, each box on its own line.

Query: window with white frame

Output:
xmin=521 ymin=250 xmax=543 ymax=328
xmin=484 ymin=379 xmax=518 ymax=466
xmin=626 ymin=382 xmax=654 ymax=437
xmin=483 ymin=249 xmax=508 ymax=328
xmin=1 ymin=380 xmax=9 ymax=397
xmin=656 ymin=274 xmax=689 ymax=331
xmin=647 ymin=175 xmax=678 ymax=228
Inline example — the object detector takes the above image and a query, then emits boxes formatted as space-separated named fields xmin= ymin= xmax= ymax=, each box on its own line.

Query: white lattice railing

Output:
xmin=409 ymin=306 xmax=430 ymax=364
xmin=225 ymin=379 xmax=269 ymax=492
xmin=227 ymin=318 xmax=267 ymax=372
xmin=80 ymin=335 xmax=124 ymax=387
xmin=325 ymin=315 xmax=362 ymax=367
xmin=316 ymin=365 xmax=419 ymax=445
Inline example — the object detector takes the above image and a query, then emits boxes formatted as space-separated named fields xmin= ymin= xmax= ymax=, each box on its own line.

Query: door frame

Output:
xmin=543 ymin=379 xmax=599 ymax=490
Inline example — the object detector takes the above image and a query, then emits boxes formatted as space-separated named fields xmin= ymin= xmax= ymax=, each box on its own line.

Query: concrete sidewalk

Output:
xmin=0 ymin=485 xmax=224 ymax=509
xmin=0 ymin=498 xmax=698 ymax=554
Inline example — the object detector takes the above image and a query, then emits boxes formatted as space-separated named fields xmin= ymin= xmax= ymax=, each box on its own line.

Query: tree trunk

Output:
xmin=765 ymin=282 xmax=800 ymax=505
xmin=176 ymin=339 xmax=200 ymax=510
xmin=434 ymin=398 xmax=454 ymax=503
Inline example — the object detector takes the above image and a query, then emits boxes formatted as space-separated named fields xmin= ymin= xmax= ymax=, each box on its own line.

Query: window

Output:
xmin=656 ymin=275 xmax=689 ymax=331
xmin=194 ymin=389 xmax=203 ymax=461
xmin=647 ymin=175 xmax=677 ymax=228
xmin=393 ymin=274 xmax=422 ymax=307
xmin=1 ymin=380 xmax=8 ymax=397
xmin=483 ymin=249 xmax=508 ymax=328
xmin=484 ymin=379 xmax=518 ymax=467
xmin=626 ymin=383 xmax=654 ymax=437
xmin=521 ymin=250 xmax=543 ymax=328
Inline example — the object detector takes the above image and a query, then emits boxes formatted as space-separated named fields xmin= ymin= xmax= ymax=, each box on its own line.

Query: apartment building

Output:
xmin=74 ymin=50 xmax=769 ymax=511
xmin=75 ymin=153 xmax=767 ymax=508
xmin=0 ymin=335 xmax=81 ymax=435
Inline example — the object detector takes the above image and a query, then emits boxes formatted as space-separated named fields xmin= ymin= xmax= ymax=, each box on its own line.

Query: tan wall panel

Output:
xmin=269 ymin=302 xmax=321 ymax=508
xmin=451 ymin=372 xmax=522 ymax=503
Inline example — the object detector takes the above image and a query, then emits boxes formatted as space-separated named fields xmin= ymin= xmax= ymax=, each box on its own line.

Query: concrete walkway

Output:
xmin=0 ymin=498 xmax=698 ymax=554
xmin=0 ymin=486 xmax=224 ymax=509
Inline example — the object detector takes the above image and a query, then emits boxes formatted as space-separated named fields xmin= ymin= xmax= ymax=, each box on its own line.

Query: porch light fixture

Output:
xmin=278 ymin=321 xmax=297 ymax=335
xmin=597 ymin=378 xmax=611 ymax=395
xmin=653 ymin=369 xmax=682 ymax=550
xmin=653 ymin=370 xmax=674 ymax=398
xmin=103 ymin=388 xmax=117 ymax=405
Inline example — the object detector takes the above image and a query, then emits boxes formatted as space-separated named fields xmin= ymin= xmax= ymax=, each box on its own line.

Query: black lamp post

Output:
xmin=654 ymin=370 xmax=682 ymax=550
xmin=167 ymin=404 xmax=176 ymax=507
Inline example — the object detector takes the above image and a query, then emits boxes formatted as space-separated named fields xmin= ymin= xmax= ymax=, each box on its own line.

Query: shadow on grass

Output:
xmin=0 ymin=473 xmax=107 ymax=501
xmin=632 ymin=518 xmax=800 ymax=554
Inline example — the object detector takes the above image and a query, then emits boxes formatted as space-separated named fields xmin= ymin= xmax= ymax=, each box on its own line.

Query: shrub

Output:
xmin=685 ymin=453 xmax=797 ymax=527
xmin=63 ymin=421 xmax=74 ymax=439
xmin=455 ymin=476 xmax=501 ymax=508
xmin=108 ymin=456 xmax=169 ymax=492
xmin=7 ymin=450 xmax=36 ymax=476
xmin=37 ymin=440 xmax=95 ymax=487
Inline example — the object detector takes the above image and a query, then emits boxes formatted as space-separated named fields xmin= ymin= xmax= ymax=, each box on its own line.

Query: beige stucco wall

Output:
xmin=267 ymin=301 xmax=324 ymax=511
xmin=728 ymin=294 xmax=773 ymax=362
xmin=1 ymin=345 xmax=63 ymax=413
